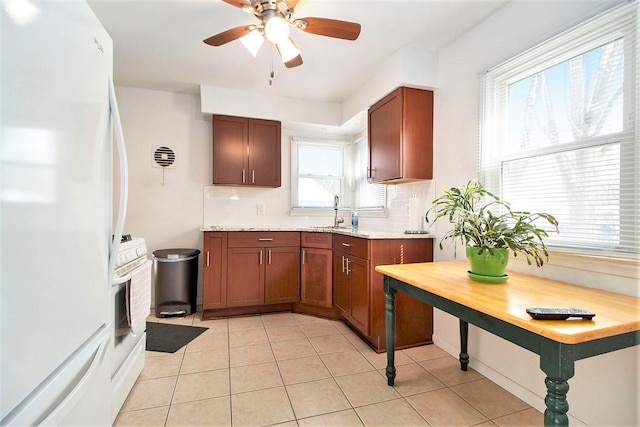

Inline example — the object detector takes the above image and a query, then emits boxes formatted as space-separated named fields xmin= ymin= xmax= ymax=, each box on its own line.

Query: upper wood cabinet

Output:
xmin=212 ymin=115 xmax=281 ymax=187
xmin=367 ymin=86 xmax=433 ymax=184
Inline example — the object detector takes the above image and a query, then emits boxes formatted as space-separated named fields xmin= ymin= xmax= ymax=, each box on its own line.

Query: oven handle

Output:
xmin=112 ymin=273 xmax=131 ymax=286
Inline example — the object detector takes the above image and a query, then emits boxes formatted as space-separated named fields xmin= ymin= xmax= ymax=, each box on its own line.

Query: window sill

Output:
xmin=545 ymin=250 xmax=639 ymax=280
xmin=290 ymin=207 xmax=388 ymax=217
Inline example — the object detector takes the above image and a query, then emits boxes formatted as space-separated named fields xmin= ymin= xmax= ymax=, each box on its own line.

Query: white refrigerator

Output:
xmin=1 ymin=1 xmax=126 ymax=424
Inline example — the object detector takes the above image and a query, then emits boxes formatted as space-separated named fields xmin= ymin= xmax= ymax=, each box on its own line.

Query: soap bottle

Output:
xmin=351 ymin=211 xmax=358 ymax=230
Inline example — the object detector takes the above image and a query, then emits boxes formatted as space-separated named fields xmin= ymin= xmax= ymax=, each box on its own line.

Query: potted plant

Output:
xmin=425 ymin=180 xmax=559 ymax=283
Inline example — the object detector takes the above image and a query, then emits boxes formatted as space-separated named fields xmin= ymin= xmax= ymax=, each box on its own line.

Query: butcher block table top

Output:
xmin=375 ymin=260 xmax=639 ymax=344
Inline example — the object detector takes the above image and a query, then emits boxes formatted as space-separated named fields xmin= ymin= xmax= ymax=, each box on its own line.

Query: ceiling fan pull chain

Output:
xmin=269 ymin=50 xmax=275 ymax=85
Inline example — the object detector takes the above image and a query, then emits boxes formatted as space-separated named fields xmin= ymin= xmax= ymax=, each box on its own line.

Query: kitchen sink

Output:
xmin=310 ymin=226 xmax=347 ymax=230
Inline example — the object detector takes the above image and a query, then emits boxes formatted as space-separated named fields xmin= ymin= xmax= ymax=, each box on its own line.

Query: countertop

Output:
xmin=200 ymin=226 xmax=434 ymax=240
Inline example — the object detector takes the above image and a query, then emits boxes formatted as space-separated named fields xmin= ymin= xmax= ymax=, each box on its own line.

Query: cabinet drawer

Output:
xmin=301 ymin=232 xmax=332 ymax=249
xmin=333 ymin=234 xmax=369 ymax=259
xmin=228 ymin=232 xmax=300 ymax=248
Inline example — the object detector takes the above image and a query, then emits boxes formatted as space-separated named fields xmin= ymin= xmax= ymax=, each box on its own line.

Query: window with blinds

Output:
xmin=480 ymin=1 xmax=638 ymax=258
xmin=353 ymin=136 xmax=385 ymax=210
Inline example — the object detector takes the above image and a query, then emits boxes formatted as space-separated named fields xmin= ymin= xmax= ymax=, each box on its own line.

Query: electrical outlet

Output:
xmin=257 ymin=204 xmax=265 ymax=215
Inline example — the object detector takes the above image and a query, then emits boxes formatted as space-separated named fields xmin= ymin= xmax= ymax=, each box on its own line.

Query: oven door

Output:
xmin=111 ymin=259 xmax=151 ymax=375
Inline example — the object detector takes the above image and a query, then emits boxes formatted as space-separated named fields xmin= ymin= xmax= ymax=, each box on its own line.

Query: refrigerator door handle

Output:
xmin=107 ymin=76 xmax=129 ymax=287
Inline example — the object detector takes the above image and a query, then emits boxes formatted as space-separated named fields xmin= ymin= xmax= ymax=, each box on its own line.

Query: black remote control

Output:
xmin=526 ymin=308 xmax=595 ymax=320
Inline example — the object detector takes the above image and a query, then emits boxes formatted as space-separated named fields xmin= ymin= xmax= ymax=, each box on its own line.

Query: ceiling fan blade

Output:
xmin=285 ymin=54 xmax=303 ymax=68
xmin=203 ymin=26 xmax=250 ymax=46
xmin=220 ymin=0 xmax=250 ymax=9
xmin=295 ymin=17 xmax=361 ymax=41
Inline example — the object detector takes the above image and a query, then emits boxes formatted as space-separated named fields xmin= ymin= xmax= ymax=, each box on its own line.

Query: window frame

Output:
xmin=479 ymin=1 xmax=638 ymax=259
xmin=290 ymin=137 xmax=350 ymax=211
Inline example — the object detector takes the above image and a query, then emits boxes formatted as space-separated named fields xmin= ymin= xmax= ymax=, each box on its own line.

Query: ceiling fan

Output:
xmin=203 ymin=0 xmax=361 ymax=68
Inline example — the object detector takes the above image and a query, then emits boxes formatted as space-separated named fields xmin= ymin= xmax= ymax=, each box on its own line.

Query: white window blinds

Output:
xmin=480 ymin=1 xmax=638 ymax=258
xmin=353 ymin=137 xmax=385 ymax=210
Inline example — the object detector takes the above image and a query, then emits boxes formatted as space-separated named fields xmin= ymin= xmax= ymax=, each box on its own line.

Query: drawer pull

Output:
xmin=258 ymin=238 xmax=273 ymax=241
xmin=341 ymin=243 xmax=351 ymax=247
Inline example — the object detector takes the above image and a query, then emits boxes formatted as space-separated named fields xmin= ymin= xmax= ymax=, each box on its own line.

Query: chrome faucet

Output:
xmin=334 ymin=195 xmax=344 ymax=228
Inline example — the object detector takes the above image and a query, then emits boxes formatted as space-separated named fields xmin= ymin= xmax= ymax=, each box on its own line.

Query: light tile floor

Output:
xmin=114 ymin=311 xmax=543 ymax=426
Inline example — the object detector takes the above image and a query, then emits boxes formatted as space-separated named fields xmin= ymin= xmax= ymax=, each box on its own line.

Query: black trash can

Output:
xmin=153 ymin=248 xmax=200 ymax=317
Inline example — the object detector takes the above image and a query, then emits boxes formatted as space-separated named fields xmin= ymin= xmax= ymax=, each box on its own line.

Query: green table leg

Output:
xmin=384 ymin=281 xmax=397 ymax=386
xmin=540 ymin=340 xmax=575 ymax=426
xmin=459 ymin=320 xmax=469 ymax=371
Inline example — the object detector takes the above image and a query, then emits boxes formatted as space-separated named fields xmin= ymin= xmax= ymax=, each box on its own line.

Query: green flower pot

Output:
xmin=466 ymin=246 xmax=510 ymax=279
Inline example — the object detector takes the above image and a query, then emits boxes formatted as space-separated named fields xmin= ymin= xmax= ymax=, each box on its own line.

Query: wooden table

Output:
xmin=377 ymin=261 xmax=640 ymax=427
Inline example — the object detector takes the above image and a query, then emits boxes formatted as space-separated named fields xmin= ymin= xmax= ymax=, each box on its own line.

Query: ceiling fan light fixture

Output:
xmin=264 ymin=15 xmax=289 ymax=44
xmin=276 ymin=37 xmax=299 ymax=63
xmin=239 ymin=28 xmax=264 ymax=56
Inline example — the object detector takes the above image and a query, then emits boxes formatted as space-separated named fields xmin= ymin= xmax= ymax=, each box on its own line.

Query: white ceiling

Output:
xmin=88 ymin=0 xmax=509 ymax=104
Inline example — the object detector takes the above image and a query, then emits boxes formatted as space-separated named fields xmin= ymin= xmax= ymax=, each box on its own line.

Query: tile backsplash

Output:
xmin=203 ymin=180 xmax=435 ymax=233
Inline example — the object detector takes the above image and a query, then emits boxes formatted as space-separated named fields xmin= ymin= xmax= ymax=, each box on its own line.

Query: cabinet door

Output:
xmin=333 ymin=252 xmax=349 ymax=316
xmin=227 ymin=247 xmax=264 ymax=307
xmin=368 ymin=88 xmax=402 ymax=183
xmin=203 ymin=232 xmax=227 ymax=310
xmin=248 ymin=119 xmax=281 ymax=187
xmin=213 ymin=115 xmax=248 ymax=185
xmin=265 ymin=247 xmax=300 ymax=304
xmin=301 ymin=248 xmax=332 ymax=308
xmin=348 ymin=256 xmax=370 ymax=335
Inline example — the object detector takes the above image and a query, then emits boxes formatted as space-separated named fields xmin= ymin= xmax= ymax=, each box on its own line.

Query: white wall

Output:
xmin=432 ymin=0 xmax=639 ymax=425
xmin=115 ymin=87 xmax=211 ymax=307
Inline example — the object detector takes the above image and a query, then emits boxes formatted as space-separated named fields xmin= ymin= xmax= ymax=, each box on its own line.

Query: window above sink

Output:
xmin=290 ymin=136 xmax=385 ymax=213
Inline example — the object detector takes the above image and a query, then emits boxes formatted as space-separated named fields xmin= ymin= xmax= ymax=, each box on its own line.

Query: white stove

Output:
xmin=110 ymin=235 xmax=150 ymax=422
xmin=113 ymin=236 xmax=148 ymax=279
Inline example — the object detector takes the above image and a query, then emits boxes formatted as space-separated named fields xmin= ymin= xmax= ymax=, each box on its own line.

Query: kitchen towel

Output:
xmin=128 ymin=259 xmax=152 ymax=335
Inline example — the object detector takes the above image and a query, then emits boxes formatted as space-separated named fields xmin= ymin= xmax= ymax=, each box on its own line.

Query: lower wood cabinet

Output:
xmin=203 ymin=230 xmax=433 ymax=352
xmin=227 ymin=247 xmax=264 ymax=307
xmin=334 ymin=250 xmax=369 ymax=334
xmin=202 ymin=232 xmax=227 ymax=310
xmin=301 ymin=232 xmax=333 ymax=308
xmin=333 ymin=234 xmax=434 ymax=352
xmin=227 ymin=232 xmax=300 ymax=308
xmin=265 ymin=247 xmax=301 ymax=304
